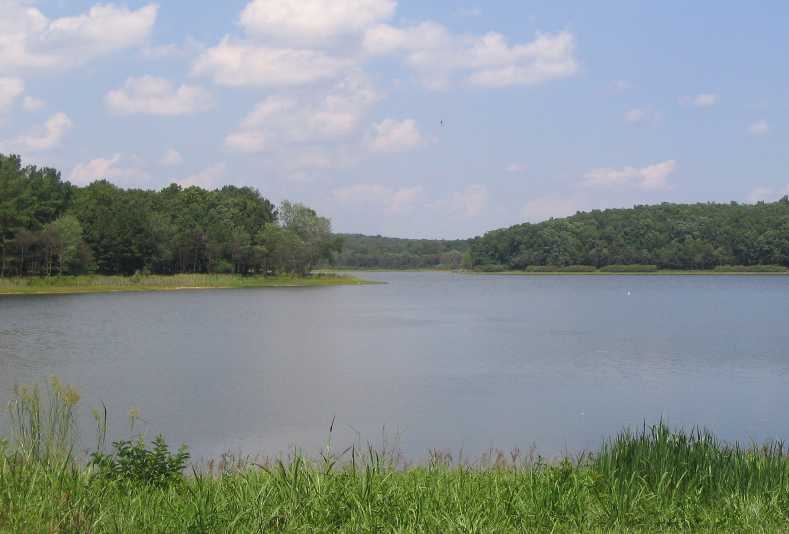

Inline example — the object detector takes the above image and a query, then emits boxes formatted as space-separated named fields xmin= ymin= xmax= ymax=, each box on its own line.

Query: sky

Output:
xmin=0 ymin=1 xmax=787 ymax=238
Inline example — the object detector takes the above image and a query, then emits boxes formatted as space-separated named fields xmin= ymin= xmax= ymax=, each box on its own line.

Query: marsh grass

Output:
xmin=0 ymin=272 xmax=368 ymax=296
xmin=3 ymin=384 xmax=789 ymax=532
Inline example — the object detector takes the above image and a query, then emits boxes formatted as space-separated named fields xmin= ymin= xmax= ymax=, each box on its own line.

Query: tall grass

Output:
xmin=2 ymin=383 xmax=789 ymax=532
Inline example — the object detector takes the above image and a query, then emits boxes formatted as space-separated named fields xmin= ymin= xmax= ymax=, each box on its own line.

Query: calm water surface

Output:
xmin=1 ymin=272 xmax=788 ymax=459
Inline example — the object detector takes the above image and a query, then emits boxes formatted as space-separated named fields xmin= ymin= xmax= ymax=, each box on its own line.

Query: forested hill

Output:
xmin=469 ymin=200 xmax=789 ymax=271
xmin=330 ymin=234 xmax=470 ymax=270
xmin=0 ymin=154 xmax=340 ymax=277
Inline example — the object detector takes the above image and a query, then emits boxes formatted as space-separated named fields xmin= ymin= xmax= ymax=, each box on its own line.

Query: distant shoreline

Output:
xmin=470 ymin=270 xmax=789 ymax=276
xmin=0 ymin=273 xmax=371 ymax=296
xmin=327 ymin=267 xmax=789 ymax=276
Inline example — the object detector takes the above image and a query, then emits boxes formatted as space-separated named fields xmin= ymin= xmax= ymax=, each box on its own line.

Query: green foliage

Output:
xmin=0 ymin=154 xmax=343 ymax=278
xmin=471 ymin=202 xmax=789 ymax=271
xmin=90 ymin=435 xmax=189 ymax=488
xmin=331 ymin=233 xmax=470 ymax=269
xmin=1 ymin=384 xmax=788 ymax=532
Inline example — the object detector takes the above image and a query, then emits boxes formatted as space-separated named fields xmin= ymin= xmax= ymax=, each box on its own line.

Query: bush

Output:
xmin=91 ymin=435 xmax=189 ymax=488
xmin=599 ymin=264 xmax=659 ymax=272
xmin=475 ymin=264 xmax=507 ymax=272
xmin=714 ymin=264 xmax=788 ymax=272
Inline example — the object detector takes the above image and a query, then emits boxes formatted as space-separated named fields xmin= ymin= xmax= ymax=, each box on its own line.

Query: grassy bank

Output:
xmin=469 ymin=264 xmax=789 ymax=276
xmin=0 ymin=273 xmax=369 ymax=296
xmin=2 ymin=383 xmax=789 ymax=532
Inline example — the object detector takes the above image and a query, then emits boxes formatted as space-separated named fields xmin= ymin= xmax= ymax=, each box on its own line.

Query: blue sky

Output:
xmin=0 ymin=1 xmax=787 ymax=238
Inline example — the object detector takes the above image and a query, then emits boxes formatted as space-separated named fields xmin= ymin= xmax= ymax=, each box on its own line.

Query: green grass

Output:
xmin=3 ymin=383 xmax=789 ymax=532
xmin=0 ymin=273 xmax=370 ymax=296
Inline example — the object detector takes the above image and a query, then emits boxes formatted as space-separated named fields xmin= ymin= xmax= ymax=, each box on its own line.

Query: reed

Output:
xmin=2 ymin=383 xmax=789 ymax=532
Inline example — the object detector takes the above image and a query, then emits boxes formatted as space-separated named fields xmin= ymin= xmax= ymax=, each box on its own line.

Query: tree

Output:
xmin=47 ymin=214 xmax=85 ymax=274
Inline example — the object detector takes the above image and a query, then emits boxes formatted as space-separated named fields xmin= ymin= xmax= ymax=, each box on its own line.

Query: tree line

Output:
xmin=0 ymin=154 xmax=341 ymax=277
xmin=469 ymin=200 xmax=789 ymax=270
xmin=328 ymin=234 xmax=470 ymax=270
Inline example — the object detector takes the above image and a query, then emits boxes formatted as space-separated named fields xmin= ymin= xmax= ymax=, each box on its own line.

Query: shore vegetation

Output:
xmin=3 ymin=381 xmax=789 ymax=532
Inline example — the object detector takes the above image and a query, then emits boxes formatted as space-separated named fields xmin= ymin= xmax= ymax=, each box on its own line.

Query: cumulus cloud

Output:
xmin=1 ymin=112 xmax=72 ymax=152
xmin=688 ymin=93 xmax=719 ymax=108
xmin=364 ymin=24 xmax=578 ymax=89
xmin=521 ymin=196 xmax=578 ymax=222
xmin=625 ymin=107 xmax=660 ymax=125
xmin=179 ymin=163 xmax=227 ymax=189
xmin=748 ymin=119 xmax=769 ymax=136
xmin=506 ymin=163 xmax=528 ymax=174
xmin=0 ymin=76 xmax=23 ymax=112
xmin=584 ymin=160 xmax=676 ymax=191
xmin=333 ymin=183 xmax=423 ymax=214
xmin=69 ymin=154 xmax=148 ymax=185
xmin=367 ymin=118 xmax=424 ymax=153
xmin=457 ymin=7 xmax=482 ymax=17
xmin=225 ymin=72 xmax=378 ymax=153
xmin=240 ymin=0 xmax=396 ymax=43
xmin=748 ymin=185 xmax=789 ymax=203
xmin=192 ymin=38 xmax=351 ymax=88
xmin=613 ymin=79 xmax=633 ymax=92
xmin=105 ymin=76 xmax=213 ymax=116
xmin=160 ymin=148 xmax=183 ymax=167
xmin=0 ymin=2 xmax=157 ymax=73
xmin=22 ymin=95 xmax=45 ymax=111
xmin=431 ymin=184 xmax=489 ymax=217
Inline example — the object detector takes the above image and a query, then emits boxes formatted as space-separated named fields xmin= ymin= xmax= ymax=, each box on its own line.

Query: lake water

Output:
xmin=1 ymin=272 xmax=789 ymax=461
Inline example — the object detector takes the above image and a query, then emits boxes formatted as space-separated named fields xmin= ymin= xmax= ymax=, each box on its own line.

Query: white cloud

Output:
xmin=431 ymin=184 xmax=488 ymax=217
xmin=584 ymin=160 xmax=676 ymax=191
xmin=240 ymin=0 xmax=396 ymax=43
xmin=0 ymin=2 xmax=157 ymax=73
xmin=748 ymin=119 xmax=769 ymax=136
xmin=105 ymin=76 xmax=213 ymax=116
xmin=141 ymin=38 xmax=204 ymax=60
xmin=457 ymin=7 xmax=482 ymax=17
xmin=225 ymin=72 xmax=378 ymax=153
xmin=332 ymin=183 xmax=423 ymax=214
xmin=625 ymin=107 xmax=660 ymax=125
xmin=1 ymin=112 xmax=72 ymax=152
xmin=748 ymin=185 xmax=789 ymax=203
xmin=69 ymin=153 xmax=148 ymax=185
xmin=225 ymin=130 xmax=268 ymax=153
xmin=22 ymin=95 xmax=45 ymax=111
xmin=521 ymin=196 xmax=578 ymax=222
xmin=160 ymin=148 xmax=183 ymax=167
xmin=0 ymin=76 xmax=23 ymax=112
xmin=179 ymin=163 xmax=227 ymax=189
xmin=192 ymin=37 xmax=351 ymax=88
xmin=368 ymin=118 xmax=423 ymax=153
xmin=690 ymin=93 xmax=719 ymax=108
xmin=364 ymin=24 xmax=578 ymax=89
xmin=506 ymin=163 xmax=528 ymax=174
xmin=613 ymin=79 xmax=633 ymax=92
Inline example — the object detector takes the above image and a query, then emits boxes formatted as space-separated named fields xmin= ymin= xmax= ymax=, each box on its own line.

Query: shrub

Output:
xmin=599 ymin=264 xmax=659 ymax=272
xmin=714 ymin=264 xmax=788 ymax=272
xmin=91 ymin=435 xmax=189 ymax=488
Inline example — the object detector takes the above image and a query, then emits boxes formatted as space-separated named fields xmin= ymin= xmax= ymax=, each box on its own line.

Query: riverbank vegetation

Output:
xmin=470 ymin=200 xmax=789 ymax=271
xmin=3 ymin=382 xmax=789 ymax=532
xmin=0 ymin=154 xmax=341 ymax=278
xmin=0 ymin=273 xmax=365 ymax=295
xmin=330 ymin=234 xmax=470 ymax=270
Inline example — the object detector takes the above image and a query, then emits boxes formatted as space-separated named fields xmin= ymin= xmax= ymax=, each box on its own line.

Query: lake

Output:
xmin=1 ymin=272 xmax=788 ymax=461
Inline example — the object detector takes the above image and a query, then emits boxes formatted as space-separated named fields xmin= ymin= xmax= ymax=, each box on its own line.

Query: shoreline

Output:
xmin=0 ymin=273 xmax=372 ymax=296
xmin=328 ymin=268 xmax=789 ymax=276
